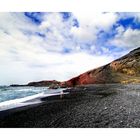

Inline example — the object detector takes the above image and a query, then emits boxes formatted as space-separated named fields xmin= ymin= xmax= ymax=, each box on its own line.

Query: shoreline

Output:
xmin=0 ymin=89 xmax=70 ymax=118
xmin=0 ymin=84 xmax=140 ymax=127
xmin=0 ymin=84 xmax=112 ymax=117
xmin=0 ymin=87 xmax=68 ymax=112
xmin=0 ymin=88 xmax=87 ymax=127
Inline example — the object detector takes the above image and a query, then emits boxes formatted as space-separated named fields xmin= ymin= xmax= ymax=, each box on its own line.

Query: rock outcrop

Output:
xmin=27 ymin=80 xmax=60 ymax=87
xmin=61 ymin=47 xmax=140 ymax=87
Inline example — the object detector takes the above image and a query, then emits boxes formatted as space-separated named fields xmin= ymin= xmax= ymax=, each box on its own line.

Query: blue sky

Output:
xmin=0 ymin=12 xmax=140 ymax=85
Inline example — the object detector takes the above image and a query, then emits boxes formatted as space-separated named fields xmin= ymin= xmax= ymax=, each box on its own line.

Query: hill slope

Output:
xmin=61 ymin=47 xmax=140 ymax=87
xmin=27 ymin=80 xmax=60 ymax=87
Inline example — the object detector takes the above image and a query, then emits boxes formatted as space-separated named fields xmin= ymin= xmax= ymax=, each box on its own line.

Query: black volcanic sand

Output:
xmin=0 ymin=84 xmax=140 ymax=128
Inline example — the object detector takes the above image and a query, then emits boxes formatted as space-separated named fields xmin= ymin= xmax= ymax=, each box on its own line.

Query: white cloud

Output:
xmin=70 ymin=26 xmax=97 ymax=43
xmin=70 ymin=12 xmax=118 ymax=44
xmin=109 ymin=27 xmax=140 ymax=49
xmin=72 ymin=12 xmax=117 ymax=29
xmin=39 ymin=13 xmax=75 ymax=52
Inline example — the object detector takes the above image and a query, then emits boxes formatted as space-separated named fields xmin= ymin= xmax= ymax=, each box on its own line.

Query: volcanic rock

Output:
xmin=61 ymin=47 xmax=140 ymax=87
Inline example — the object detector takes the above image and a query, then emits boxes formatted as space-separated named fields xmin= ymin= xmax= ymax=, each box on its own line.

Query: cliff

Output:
xmin=61 ymin=47 xmax=140 ymax=87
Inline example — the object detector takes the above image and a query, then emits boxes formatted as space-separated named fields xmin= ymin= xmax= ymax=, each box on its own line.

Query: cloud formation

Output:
xmin=0 ymin=12 xmax=140 ymax=85
xmin=109 ymin=27 xmax=140 ymax=48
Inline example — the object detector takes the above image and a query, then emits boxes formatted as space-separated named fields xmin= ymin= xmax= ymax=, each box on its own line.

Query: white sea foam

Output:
xmin=0 ymin=89 xmax=68 ymax=111
xmin=16 ymin=88 xmax=35 ymax=92
xmin=0 ymin=92 xmax=44 ymax=111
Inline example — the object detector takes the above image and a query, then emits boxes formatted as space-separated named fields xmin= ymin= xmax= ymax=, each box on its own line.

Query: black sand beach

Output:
xmin=0 ymin=84 xmax=140 ymax=128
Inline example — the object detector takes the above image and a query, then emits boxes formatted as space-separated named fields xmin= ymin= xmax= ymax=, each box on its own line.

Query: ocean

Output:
xmin=0 ymin=86 xmax=66 ymax=111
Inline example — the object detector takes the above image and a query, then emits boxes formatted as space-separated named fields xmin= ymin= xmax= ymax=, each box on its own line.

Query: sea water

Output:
xmin=0 ymin=86 xmax=65 ymax=111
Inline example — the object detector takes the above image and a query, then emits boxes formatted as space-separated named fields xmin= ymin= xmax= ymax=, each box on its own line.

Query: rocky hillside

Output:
xmin=27 ymin=80 xmax=60 ymax=87
xmin=61 ymin=47 xmax=140 ymax=87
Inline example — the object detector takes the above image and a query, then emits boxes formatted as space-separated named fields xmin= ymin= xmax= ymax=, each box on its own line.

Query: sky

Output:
xmin=0 ymin=12 xmax=140 ymax=85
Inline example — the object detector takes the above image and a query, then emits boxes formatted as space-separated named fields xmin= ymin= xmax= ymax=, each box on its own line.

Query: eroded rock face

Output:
xmin=62 ymin=47 xmax=140 ymax=87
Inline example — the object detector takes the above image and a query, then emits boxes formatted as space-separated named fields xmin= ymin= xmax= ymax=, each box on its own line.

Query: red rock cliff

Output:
xmin=61 ymin=47 xmax=140 ymax=87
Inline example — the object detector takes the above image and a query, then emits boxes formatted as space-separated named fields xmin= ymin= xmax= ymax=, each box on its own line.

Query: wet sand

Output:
xmin=0 ymin=84 xmax=140 ymax=128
